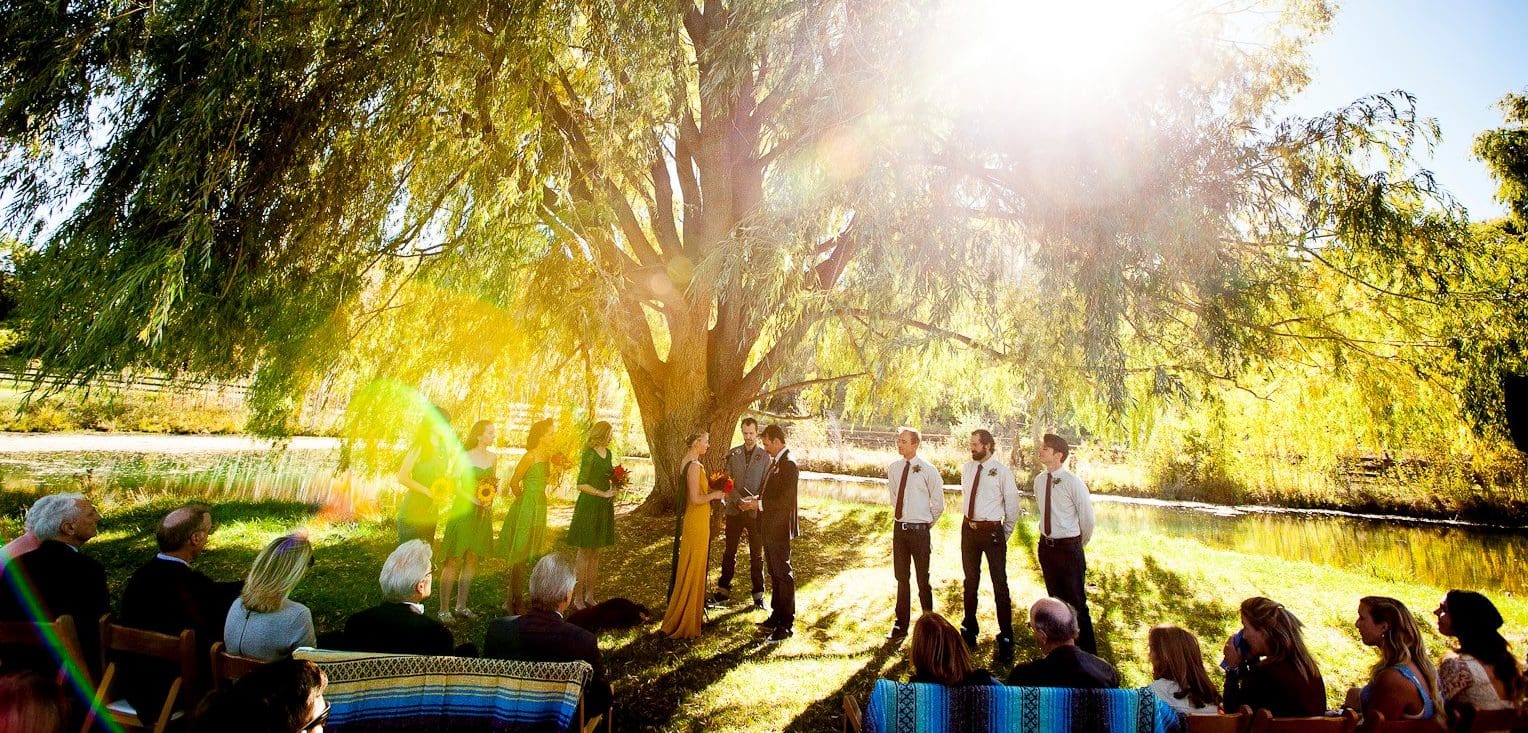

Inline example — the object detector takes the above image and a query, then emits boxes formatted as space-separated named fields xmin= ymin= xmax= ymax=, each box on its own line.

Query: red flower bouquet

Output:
xmin=550 ymin=452 xmax=572 ymax=470
xmin=610 ymin=465 xmax=629 ymax=492
xmin=709 ymin=471 xmax=734 ymax=494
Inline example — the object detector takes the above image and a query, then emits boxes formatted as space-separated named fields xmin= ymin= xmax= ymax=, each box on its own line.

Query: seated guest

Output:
xmin=0 ymin=494 xmax=107 ymax=676
xmin=1435 ymin=590 xmax=1520 ymax=718
xmin=909 ymin=612 xmax=1000 ymax=687
xmin=343 ymin=539 xmax=456 ymax=655
xmin=1346 ymin=596 xmax=1442 ymax=724
xmin=0 ymin=670 xmax=68 ymax=733
xmin=191 ymin=658 xmax=328 ymax=733
xmin=0 ymin=494 xmax=62 ymax=568
xmin=224 ymin=533 xmax=316 ymax=661
xmin=119 ymin=505 xmax=245 ymax=717
xmin=1147 ymin=624 xmax=1221 ymax=715
xmin=1007 ymin=598 xmax=1120 ymax=688
xmin=484 ymin=553 xmax=612 ymax=717
xmin=1222 ymin=596 xmax=1325 ymax=717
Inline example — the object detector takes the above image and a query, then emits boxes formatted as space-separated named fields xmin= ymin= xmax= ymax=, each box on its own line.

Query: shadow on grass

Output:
xmin=1088 ymin=554 xmax=1235 ymax=666
xmin=783 ymin=641 xmax=905 ymax=732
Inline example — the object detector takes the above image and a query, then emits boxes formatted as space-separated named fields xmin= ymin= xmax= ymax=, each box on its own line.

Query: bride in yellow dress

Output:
xmin=661 ymin=431 xmax=726 ymax=639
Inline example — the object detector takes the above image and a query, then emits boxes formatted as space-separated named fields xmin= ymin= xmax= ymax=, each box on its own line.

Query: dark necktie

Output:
xmin=1043 ymin=472 xmax=1054 ymax=537
xmin=966 ymin=463 xmax=983 ymax=519
xmin=894 ymin=460 xmax=911 ymax=521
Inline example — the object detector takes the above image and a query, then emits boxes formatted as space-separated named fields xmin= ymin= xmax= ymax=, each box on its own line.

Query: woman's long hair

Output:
xmin=464 ymin=419 xmax=494 ymax=451
xmin=586 ymin=421 xmax=612 ymax=449
xmin=1148 ymin=624 xmax=1222 ymax=709
xmin=526 ymin=419 xmax=553 ymax=451
xmin=911 ymin=613 xmax=977 ymax=686
xmin=1360 ymin=596 xmax=1443 ymax=715
xmin=1240 ymin=597 xmax=1321 ymax=683
xmin=240 ymin=534 xmax=314 ymax=613
xmin=1446 ymin=590 xmax=1524 ymax=699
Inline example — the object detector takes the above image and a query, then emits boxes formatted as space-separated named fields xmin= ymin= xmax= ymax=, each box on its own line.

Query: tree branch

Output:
xmin=739 ymin=372 xmax=870 ymax=409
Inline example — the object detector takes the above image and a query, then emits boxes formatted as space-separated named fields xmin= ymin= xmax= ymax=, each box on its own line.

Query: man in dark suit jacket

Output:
xmin=484 ymin=554 xmax=611 ymax=717
xmin=1006 ymin=597 xmax=1120 ymax=689
xmin=0 ymin=494 xmax=108 ymax=678
xmin=118 ymin=506 xmax=244 ymax=714
xmin=742 ymin=424 xmax=799 ymax=642
xmin=342 ymin=539 xmax=458 ymax=655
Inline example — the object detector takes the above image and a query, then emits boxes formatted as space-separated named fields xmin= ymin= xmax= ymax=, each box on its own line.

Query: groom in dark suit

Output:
xmin=743 ymin=423 xmax=799 ymax=642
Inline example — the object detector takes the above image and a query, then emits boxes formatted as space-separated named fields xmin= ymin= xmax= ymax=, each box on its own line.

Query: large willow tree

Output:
xmin=2 ymin=0 xmax=1466 ymax=512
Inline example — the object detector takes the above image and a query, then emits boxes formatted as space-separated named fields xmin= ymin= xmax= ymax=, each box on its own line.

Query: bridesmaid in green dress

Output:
xmin=438 ymin=419 xmax=497 ymax=621
xmin=499 ymin=418 xmax=554 ymax=613
xmin=565 ymin=421 xmax=616 ymax=610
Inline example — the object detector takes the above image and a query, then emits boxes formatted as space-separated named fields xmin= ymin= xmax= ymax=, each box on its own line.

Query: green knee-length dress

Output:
xmin=442 ymin=463 xmax=496 ymax=558
xmin=565 ymin=448 xmax=616 ymax=548
xmin=499 ymin=461 xmax=548 ymax=564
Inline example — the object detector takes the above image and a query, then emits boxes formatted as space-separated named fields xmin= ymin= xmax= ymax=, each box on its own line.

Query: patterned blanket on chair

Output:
xmin=863 ymin=681 xmax=1184 ymax=733
xmin=293 ymin=648 xmax=592 ymax=733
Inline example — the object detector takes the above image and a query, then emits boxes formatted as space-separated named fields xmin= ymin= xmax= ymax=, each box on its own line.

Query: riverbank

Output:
xmin=14 ymin=489 xmax=1524 ymax=732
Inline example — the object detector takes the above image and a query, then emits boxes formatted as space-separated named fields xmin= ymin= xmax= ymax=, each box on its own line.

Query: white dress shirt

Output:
xmin=1032 ymin=467 xmax=1094 ymax=543
xmin=959 ymin=458 xmax=1020 ymax=534
xmin=886 ymin=455 xmax=944 ymax=524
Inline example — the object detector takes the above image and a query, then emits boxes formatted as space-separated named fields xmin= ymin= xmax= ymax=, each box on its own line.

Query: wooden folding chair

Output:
xmin=0 ymin=614 xmax=92 ymax=689
xmin=1447 ymin=702 xmax=1518 ymax=733
xmin=207 ymin=641 xmax=265 ymax=691
xmin=82 ymin=614 xmax=195 ymax=733
xmin=1251 ymin=708 xmax=1360 ymax=733
xmin=1366 ymin=710 xmax=1445 ymax=732
xmin=843 ymin=691 xmax=863 ymax=733
xmin=1188 ymin=705 xmax=1255 ymax=733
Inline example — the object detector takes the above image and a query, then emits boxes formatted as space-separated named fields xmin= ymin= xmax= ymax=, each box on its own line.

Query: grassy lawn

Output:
xmin=29 ymin=490 xmax=1528 ymax=733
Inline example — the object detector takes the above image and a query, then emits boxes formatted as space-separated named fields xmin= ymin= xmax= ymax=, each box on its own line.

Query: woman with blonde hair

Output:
xmin=1222 ymin=596 xmax=1326 ymax=717
xmin=565 ymin=421 xmax=616 ymax=609
xmin=224 ymin=533 xmax=316 ymax=661
xmin=1148 ymin=625 xmax=1221 ymax=714
xmin=910 ymin=613 xmax=999 ymax=687
xmin=1346 ymin=596 xmax=1442 ymax=723
xmin=660 ymin=431 xmax=726 ymax=639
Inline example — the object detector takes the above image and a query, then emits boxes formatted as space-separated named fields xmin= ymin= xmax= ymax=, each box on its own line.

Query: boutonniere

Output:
xmin=912 ymin=464 xmax=922 ymax=473
xmin=987 ymin=467 xmax=997 ymax=477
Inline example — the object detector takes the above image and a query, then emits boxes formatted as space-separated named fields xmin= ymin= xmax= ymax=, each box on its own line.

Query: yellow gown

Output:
xmin=661 ymin=464 xmax=711 ymax=639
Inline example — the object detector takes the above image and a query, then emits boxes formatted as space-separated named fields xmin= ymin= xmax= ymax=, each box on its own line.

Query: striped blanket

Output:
xmin=863 ymin=681 xmax=1184 ymax=733
xmin=293 ymin=648 xmax=591 ymax=732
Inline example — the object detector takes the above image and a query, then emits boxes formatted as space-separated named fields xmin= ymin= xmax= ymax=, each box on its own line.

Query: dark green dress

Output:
xmin=565 ymin=447 xmax=615 ymax=548
xmin=442 ymin=462 xmax=496 ymax=558
xmin=498 ymin=460 xmax=548 ymax=564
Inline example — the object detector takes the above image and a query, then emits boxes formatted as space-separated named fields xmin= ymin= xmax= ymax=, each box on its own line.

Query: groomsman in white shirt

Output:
xmin=885 ymin=427 xmax=944 ymax=643
xmin=1033 ymin=433 xmax=1097 ymax=654
xmin=958 ymin=429 xmax=1021 ymax=660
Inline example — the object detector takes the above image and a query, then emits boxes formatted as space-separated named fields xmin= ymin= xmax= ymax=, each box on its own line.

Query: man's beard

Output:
xmin=970 ymin=449 xmax=990 ymax=462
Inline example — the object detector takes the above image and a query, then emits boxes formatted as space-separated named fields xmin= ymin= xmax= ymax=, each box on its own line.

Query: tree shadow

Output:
xmin=1088 ymin=554 xmax=1235 ymax=669
xmin=783 ymin=641 xmax=906 ymax=732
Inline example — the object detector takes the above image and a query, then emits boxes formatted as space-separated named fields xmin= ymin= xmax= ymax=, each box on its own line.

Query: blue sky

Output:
xmin=1288 ymin=0 xmax=1528 ymax=219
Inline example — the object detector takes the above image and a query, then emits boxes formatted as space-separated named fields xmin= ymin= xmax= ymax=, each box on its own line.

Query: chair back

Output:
xmin=208 ymin=641 xmax=266 ymax=691
xmin=0 ymin=614 xmax=92 ymax=688
xmin=844 ymin=692 xmax=864 ymax=733
xmin=1367 ymin=710 xmax=1445 ymax=732
xmin=294 ymin=648 xmax=592 ymax=732
xmin=82 ymin=614 xmax=195 ymax=733
xmin=1250 ymin=708 xmax=1359 ymax=733
xmin=1187 ymin=705 xmax=1254 ymax=733
xmin=1446 ymin=702 xmax=1517 ymax=733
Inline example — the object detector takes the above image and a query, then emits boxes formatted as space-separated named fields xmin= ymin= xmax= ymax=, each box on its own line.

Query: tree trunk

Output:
xmin=627 ymin=356 xmax=742 ymax=517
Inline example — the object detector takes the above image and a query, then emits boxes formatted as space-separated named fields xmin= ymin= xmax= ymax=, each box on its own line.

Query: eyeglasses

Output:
xmin=302 ymin=701 xmax=331 ymax=731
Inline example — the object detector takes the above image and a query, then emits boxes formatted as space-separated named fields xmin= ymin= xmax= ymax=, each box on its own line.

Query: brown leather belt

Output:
xmin=964 ymin=520 xmax=1002 ymax=530
xmin=1040 ymin=535 xmax=1082 ymax=547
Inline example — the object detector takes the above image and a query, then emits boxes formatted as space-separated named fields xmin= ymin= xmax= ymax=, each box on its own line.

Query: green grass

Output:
xmin=24 ymin=487 xmax=1524 ymax=732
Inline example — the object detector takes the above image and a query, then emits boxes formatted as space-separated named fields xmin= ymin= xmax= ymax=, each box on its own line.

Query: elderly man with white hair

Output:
xmin=0 ymin=493 xmax=67 ymax=567
xmin=0 ymin=492 xmax=108 ymax=674
xmin=484 ymin=553 xmax=611 ymax=718
xmin=342 ymin=539 xmax=458 ymax=655
xmin=1006 ymin=597 xmax=1119 ymax=689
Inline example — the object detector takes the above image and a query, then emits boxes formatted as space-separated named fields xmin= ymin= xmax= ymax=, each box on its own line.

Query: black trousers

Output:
xmin=1038 ymin=539 xmax=1096 ymax=654
xmin=764 ymin=533 xmax=795 ymax=628
xmin=892 ymin=524 xmax=933 ymax=631
xmin=960 ymin=523 xmax=1013 ymax=643
xmin=718 ymin=510 xmax=764 ymax=595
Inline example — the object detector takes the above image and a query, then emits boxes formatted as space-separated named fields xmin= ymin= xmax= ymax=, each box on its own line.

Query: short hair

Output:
xmin=971 ymin=429 xmax=995 ymax=450
xmin=586 ymin=421 xmax=612 ymax=449
xmin=528 ymin=554 xmax=577 ymax=612
xmin=1042 ymin=433 xmax=1070 ymax=462
xmin=191 ymin=658 xmax=327 ymax=733
xmin=241 ymin=534 xmax=314 ymax=613
xmin=898 ymin=427 xmax=922 ymax=445
xmin=525 ymin=418 xmax=553 ymax=450
xmin=740 ymin=417 xmax=758 ymax=429
xmin=1147 ymin=624 xmax=1222 ymax=709
xmin=157 ymin=505 xmax=211 ymax=552
xmin=1031 ymin=598 xmax=1078 ymax=643
xmin=911 ymin=613 xmax=975 ymax=686
xmin=464 ymin=419 xmax=495 ymax=450
xmin=26 ymin=493 xmax=88 ymax=542
xmin=380 ymin=540 xmax=433 ymax=602
xmin=761 ymin=424 xmax=786 ymax=443
xmin=683 ymin=431 xmax=707 ymax=449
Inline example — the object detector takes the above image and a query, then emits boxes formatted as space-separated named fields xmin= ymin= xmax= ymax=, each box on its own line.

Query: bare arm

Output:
xmin=688 ymin=462 xmax=724 ymax=505
xmin=508 ymin=449 xmax=536 ymax=497
xmin=396 ymin=447 xmax=428 ymax=493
